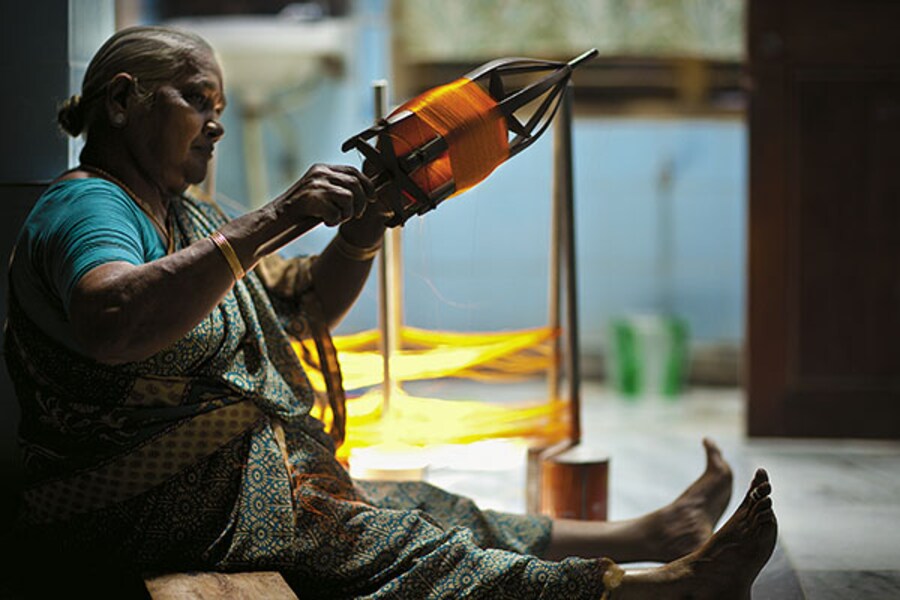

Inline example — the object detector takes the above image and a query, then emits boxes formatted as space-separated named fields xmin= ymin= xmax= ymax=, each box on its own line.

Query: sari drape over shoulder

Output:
xmin=4 ymin=192 xmax=616 ymax=598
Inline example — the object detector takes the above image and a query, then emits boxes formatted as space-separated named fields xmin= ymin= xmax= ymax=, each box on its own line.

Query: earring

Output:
xmin=111 ymin=113 xmax=126 ymax=127
xmin=205 ymin=119 xmax=224 ymax=138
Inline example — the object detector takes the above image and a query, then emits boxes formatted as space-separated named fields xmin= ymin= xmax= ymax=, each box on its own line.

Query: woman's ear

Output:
xmin=105 ymin=72 xmax=136 ymax=128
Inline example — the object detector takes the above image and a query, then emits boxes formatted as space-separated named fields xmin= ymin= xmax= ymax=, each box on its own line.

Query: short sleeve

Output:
xmin=24 ymin=179 xmax=166 ymax=313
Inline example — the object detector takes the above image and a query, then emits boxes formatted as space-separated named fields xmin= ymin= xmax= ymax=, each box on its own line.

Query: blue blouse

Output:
xmin=10 ymin=178 xmax=167 ymax=351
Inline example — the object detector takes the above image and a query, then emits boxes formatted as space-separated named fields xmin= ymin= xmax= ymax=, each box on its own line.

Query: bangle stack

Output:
xmin=333 ymin=232 xmax=383 ymax=262
xmin=210 ymin=230 xmax=245 ymax=281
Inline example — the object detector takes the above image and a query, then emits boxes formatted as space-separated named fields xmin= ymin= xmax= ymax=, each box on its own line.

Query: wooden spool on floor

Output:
xmin=528 ymin=443 xmax=609 ymax=521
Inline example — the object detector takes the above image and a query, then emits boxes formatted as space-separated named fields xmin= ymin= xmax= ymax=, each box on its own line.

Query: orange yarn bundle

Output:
xmin=387 ymin=78 xmax=509 ymax=206
xmin=342 ymin=49 xmax=598 ymax=226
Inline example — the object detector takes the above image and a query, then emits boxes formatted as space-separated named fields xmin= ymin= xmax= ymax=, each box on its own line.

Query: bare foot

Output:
xmin=612 ymin=469 xmax=778 ymax=599
xmin=640 ymin=438 xmax=734 ymax=561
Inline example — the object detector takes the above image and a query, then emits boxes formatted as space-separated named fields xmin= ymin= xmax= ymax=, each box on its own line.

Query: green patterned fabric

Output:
xmin=4 ymin=191 xmax=615 ymax=598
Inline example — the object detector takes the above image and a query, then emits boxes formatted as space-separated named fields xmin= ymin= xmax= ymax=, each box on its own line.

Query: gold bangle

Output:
xmin=333 ymin=232 xmax=383 ymax=262
xmin=209 ymin=230 xmax=245 ymax=281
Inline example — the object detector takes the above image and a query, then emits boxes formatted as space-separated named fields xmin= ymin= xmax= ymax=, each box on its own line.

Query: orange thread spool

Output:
xmin=387 ymin=78 xmax=509 ymax=205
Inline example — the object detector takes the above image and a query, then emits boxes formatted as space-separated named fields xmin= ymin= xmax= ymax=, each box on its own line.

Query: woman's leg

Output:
xmin=543 ymin=438 xmax=733 ymax=563
xmin=608 ymin=468 xmax=777 ymax=599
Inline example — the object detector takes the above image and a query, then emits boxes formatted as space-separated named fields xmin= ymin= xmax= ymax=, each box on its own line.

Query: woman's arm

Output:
xmin=309 ymin=203 xmax=387 ymax=329
xmin=68 ymin=164 xmax=375 ymax=364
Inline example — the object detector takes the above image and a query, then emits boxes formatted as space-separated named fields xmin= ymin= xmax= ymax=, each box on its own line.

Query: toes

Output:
xmin=744 ymin=483 xmax=773 ymax=530
xmin=747 ymin=483 xmax=771 ymax=507
xmin=752 ymin=500 xmax=777 ymax=528
xmin=750 ymin=468 xmax=769 ymax=489
xmin=753 ymin=481 xmax=772 ymax=500
xmin=755 ymin=509 xmax=778 ymax=526
xmin=752 ymin=496 xmax=773 ymax=514
xmin=702 ymin=439 xmax=732 ymax=479
xmin=703 ymin=438 xmax=722 ymax=463
xmin=739 ymin=470 xmax=772 ymax=509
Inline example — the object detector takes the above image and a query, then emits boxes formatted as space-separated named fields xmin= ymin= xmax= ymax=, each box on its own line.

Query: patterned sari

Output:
xmin=4 ymin=192 xmax=618 ymax=598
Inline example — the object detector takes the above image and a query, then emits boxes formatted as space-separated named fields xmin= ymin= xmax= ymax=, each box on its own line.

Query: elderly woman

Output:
xmin=4 ymin=26 xmax=775 ymax=598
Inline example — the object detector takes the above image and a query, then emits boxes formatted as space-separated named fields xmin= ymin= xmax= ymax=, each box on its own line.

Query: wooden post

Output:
xmin=529 ymin=84 xmax=591 ymax=515
xmin=547 ymin=108 xmax=562 ymax=406
xmin=534 ymin=85 xmax=610 ymax=522
xmin=556 ymin=82 xmax=582 ymax=445
xmin=374 ymin=80 xmax=396 ymax=415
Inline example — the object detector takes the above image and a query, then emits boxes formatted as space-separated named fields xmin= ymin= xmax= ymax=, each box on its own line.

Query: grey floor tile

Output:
xmin=798 ymin=570 xmax=900 ymax=600
xmin=754 ymin=544 xmax=806 ymax=599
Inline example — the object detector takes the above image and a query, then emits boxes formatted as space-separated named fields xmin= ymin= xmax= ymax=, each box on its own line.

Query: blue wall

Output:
xmin=326 ymin=116 xmax=747 ymax=352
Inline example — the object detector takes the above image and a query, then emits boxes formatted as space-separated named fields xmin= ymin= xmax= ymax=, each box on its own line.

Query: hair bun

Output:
xmin=57 ymin=95 xmax=85 ymax=137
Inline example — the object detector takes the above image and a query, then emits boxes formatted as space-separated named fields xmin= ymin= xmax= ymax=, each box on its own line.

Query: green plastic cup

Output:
xmin=607 ymin=314 xmax=688 ymax=399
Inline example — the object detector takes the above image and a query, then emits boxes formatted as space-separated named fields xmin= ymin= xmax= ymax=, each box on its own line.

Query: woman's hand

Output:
xmin=273 ymin=163 xmax=376 ymax=227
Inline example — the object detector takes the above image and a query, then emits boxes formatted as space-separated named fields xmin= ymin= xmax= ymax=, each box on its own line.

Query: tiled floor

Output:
xmin=395 ymin=380 xmax=900 ymax=599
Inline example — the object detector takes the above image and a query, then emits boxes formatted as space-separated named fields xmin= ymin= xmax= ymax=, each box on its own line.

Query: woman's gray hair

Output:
xmin=57 ymin=25 xmax=215 ymax=137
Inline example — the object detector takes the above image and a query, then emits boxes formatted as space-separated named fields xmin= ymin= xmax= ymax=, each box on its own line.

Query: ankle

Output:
xmin=600 ymin=561 xmax=625 ymax=600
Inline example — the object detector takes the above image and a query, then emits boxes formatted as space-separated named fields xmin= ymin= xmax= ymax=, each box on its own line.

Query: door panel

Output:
xmin=747 ymin=1 xmax=900 ymax=437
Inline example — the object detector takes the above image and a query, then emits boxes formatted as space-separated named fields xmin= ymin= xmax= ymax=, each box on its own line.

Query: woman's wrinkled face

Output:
xmin=129 ymin=49 xmax=226 ymax=193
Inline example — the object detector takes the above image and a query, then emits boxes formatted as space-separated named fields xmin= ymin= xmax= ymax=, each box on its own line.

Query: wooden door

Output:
xmin=747 ymin=0 xmax=900 ymax=437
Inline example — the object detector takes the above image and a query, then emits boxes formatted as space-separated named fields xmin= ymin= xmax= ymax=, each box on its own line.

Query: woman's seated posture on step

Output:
xmin=4 ymin=25 xmax=776 ymax=598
